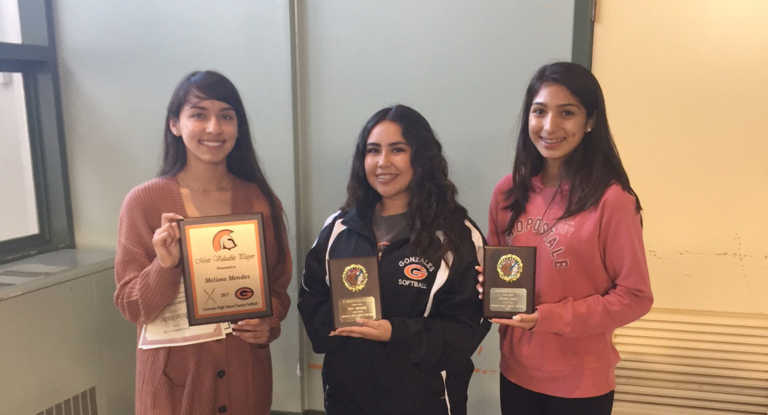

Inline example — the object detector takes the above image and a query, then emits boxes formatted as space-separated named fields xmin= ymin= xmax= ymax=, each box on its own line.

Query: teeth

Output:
xmin=541 ymin=138 xmax=565 ymax=144
xmin=200 ymin=141 xmax=224 ymax=147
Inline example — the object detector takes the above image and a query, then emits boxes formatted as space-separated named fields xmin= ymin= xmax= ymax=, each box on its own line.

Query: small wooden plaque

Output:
xmin=328 ymin=256 xmax=382 ymax=329
xmin=483 ymin=246 xmax=536 ymax=318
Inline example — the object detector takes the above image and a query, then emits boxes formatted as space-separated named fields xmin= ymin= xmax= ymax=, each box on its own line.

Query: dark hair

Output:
xmin=504 ymin=62 xmax=641 ymax=234
xmin=343 ymin=104 xmax=468 ymax=259
xmin=159 ymin=70 xmax=287 ymax=265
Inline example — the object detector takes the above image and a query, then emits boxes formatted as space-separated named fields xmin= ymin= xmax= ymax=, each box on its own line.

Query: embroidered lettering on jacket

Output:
xmin=396 ymin=256 xmax=435 ymax=290
xmin=398 ymin=279 xmax=428 ymax=289
xmin=398 ymin=256 xmax=436 ymax=272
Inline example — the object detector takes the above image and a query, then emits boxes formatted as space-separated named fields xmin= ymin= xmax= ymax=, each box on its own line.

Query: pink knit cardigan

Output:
xmin=114 ymin=176 xmax=292 ymax=415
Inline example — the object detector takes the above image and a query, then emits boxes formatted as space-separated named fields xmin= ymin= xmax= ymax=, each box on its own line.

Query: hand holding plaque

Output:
xmin=483 ymin=246 xmax=536 ymax=318
xmin=328 ymin=256 xmax=382 ymax=329
xmin=179 ymin=214 xmax=272 ymax=325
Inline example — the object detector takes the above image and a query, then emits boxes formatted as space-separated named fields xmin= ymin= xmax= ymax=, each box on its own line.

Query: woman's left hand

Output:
xmin=330 ymin=319 xmax=392 ymax=342
xmin=233 ymin=318 xmax=273 ymax=345
xmin=492 ymin=311 xmax=539 ymax=330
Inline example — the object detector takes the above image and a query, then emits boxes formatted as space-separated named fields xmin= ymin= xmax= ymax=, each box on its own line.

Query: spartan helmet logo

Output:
xmin=212 ymin=229 xmax=237 ymax=252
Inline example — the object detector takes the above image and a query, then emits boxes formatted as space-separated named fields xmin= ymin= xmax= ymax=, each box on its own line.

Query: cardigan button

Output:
xmin=217 ymin=369 xmax=226 ymax=378
xmin=218 ymin=405 xmax=227 ymax=413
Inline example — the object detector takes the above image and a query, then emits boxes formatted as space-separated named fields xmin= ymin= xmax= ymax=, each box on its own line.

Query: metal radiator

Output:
xmin=613 ymin=308 xmax=768 ymax=415
xmin=36 ymin=387 xmax=98 ymax=415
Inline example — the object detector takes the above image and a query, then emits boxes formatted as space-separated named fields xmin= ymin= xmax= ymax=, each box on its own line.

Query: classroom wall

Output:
xmin=53 ymin=1 xmax=301 ymax=412
xmin=591 ymin=0 xmax=768 ymax=313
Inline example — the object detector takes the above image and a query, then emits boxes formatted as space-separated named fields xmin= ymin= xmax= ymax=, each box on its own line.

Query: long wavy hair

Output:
xmin=504 ymin=62 xmax=641 ymax=234
xmin=343 ymin=104 xmax=468 ymax=260
xmin=159 ymin=70 xmax=287 ymax=265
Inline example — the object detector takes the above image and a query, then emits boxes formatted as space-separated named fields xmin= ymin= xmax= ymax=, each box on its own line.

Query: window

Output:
xmin=0 ymin=0 xmax=73 ymax=263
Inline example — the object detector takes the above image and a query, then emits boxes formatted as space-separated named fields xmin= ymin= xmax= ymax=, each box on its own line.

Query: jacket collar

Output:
xmin=341 ymin=203 xmax=374 ymax=237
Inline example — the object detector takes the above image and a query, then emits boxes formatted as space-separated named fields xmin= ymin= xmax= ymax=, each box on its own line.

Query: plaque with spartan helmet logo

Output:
xmin=178 ymin=213 xmax=272 ymax=325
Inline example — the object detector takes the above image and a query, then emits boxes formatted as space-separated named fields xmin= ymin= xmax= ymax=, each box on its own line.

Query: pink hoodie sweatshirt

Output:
xmin=487 ymin=174 xmax=653 ymax=398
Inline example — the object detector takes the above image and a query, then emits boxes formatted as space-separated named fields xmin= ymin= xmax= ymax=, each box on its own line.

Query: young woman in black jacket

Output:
xmin=298 ymin=104 xmax=489 ymax=415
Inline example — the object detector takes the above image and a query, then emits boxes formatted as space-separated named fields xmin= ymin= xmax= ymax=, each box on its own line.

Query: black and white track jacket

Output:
xmin=298 ymin=205 xmax=488 ymax=415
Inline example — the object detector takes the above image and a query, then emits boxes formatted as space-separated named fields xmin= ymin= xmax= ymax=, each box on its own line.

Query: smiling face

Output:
xmin=364 ymin=120 xmax=413 ymax=212
xmin=528 ymin=82 xmax=594 ymax=171
xmin=169 ymin=97 xmax=238 ymax=167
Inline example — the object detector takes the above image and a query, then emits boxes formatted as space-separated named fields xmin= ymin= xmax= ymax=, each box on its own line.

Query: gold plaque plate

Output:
xmin=179 ymin=214 xmax=271 ymax=325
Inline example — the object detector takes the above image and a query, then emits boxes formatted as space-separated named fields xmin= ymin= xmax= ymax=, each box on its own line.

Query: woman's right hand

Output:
xmin=475 ymin=265 xmax=484 ymax=299
xmin=152 ymin=212 xmax=184 ymax=268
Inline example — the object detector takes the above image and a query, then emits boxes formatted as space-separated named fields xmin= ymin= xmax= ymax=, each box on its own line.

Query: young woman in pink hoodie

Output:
xmin=482 ymin=62 xmax=653 ymax=414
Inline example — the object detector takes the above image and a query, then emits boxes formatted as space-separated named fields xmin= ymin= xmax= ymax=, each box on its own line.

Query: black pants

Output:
xmin=500 ymin=374 xmax=614 ymax=415
xmin=325 ymin=396 xmax=448 ymax=415
xmin=443 ymin=359 xmax=475 ymax=415
xmin=324 ymin=383 xmax=448 ymax=415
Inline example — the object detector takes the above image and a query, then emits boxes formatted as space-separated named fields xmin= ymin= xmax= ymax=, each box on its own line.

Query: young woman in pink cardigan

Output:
xmin=114 ymin=71 xmax=291 ymax=414
xmin=480 ymin=62 xmax=653 ymax=414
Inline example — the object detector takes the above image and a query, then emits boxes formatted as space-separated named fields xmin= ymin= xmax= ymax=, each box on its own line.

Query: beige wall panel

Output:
xmin=592 ymin=0 xmax=768 ymax=313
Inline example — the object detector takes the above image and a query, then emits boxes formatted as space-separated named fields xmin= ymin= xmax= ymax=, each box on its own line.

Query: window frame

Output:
xmin=0 ymin=0 xmax=74 ymax=263
xmin=572 ymin=0 xmax=596 ymax=69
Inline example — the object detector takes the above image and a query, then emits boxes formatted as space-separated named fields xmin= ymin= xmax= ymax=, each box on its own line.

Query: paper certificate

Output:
xmin=179 ymin=214 xmax=272 ymax=325
xmin=138 ymin=284 xmax=231 ymax=349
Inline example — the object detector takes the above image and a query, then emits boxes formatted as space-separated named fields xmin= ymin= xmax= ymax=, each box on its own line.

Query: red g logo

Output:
xmin=235 ymin=287 xmax=254 ymax=300
xmin=404 ymin=264 xmax=428 ymax=280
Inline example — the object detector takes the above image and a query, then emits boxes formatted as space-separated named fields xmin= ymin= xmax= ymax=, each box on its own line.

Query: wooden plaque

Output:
xmin=483 ymin=246 xmax=536 ymax=318
xmin=328 ymin=256 xmax=382 ymax=329
xmin=179 ymin=214 xmax=271 ymax=325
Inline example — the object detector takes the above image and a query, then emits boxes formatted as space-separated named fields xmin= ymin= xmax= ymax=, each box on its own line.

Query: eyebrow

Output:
xmin=187 ymin=104 xmax=236 ymax=112
xmin=532 ymin=101 xmax=581 ymax=109
xmin=366 ymin=141 xmax=409 ymax=147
